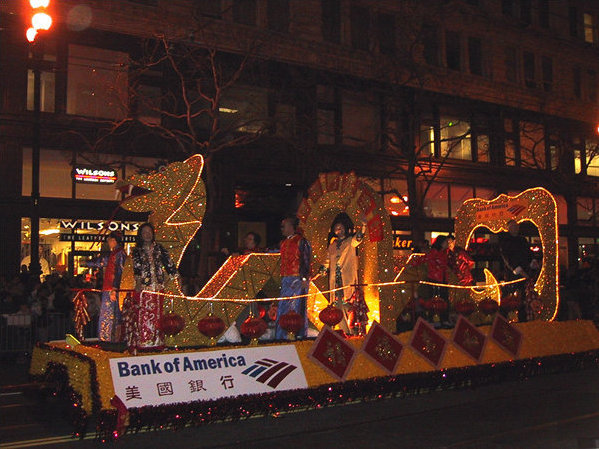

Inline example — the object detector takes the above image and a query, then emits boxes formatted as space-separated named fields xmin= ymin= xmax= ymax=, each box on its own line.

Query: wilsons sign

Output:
xmin=72 ymin=166 xmax=117 ymax=184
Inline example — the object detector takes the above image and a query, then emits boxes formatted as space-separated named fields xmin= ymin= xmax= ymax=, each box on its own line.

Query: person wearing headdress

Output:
xmin=129 ymin=222 xmax=179 ymax=350
xmin=275 ymin=216 xmax=311 ymax=340
xmin=85 ymin=231 xmax=126 ymax=342
xmin=320 ymin=213 xmax=368 ymax=336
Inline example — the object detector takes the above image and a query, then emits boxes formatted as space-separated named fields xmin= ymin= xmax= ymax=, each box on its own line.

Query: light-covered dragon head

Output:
xmin=119 ymin=154 xmax=206 ymax=271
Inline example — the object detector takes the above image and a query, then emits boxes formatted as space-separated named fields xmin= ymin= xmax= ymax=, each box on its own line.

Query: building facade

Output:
xmin=1 ymin=0 xmax=598 ymax=279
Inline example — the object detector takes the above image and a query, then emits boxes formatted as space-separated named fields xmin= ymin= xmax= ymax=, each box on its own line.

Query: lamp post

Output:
xmin=26 ymin=0 xmax=53 ymax=282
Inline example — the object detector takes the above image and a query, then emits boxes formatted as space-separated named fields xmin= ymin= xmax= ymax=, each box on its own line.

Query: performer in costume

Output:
xmin=320 ymin=213 xmax=368 ymax=336
xmin=447 ymin=235 xmax=475 ymax=286
xmin=275 ymin=216 xmax=311 ymax=340
xmin=85 ymin=231 xmax=126 ymax=342
xmin=130 ymin=222 xmax=178 ymax=350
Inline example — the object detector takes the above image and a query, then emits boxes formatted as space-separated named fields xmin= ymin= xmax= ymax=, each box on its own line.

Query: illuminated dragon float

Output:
xmin=118 ymin=156 xmax=559 ymax=345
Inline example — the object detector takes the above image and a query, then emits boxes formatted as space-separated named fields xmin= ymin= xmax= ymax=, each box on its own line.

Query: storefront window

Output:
xmin=21 ymin=217 xmax=142 ymax=277
xmin=382 ymin=178 xmax=409 ymax=217
xmin=423 ymin=183 xmax=449 ymax=217
xmin=450 ymin=185 xmax=474 ymax=217
xmin=22 ymin=148 xmax=72 ymax=199
xmin=474 ymin=187 xmax=496 ymax=200
xmin=23 ymin=149 xmax=167 ymax=201
xmin=577 ymin=197 xmax=595 ymax=226
xmin=556 ymin=195 xmax=568 ymax=225
xmin=67 ymin=44 xmax=128 ymax=119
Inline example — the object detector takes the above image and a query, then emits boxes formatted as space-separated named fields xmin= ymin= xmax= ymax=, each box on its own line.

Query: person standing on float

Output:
xmin=320 ymin=213 xmax=368 ymax=336
xmin=275 ymin=216 xmax=311 ymax=340
xmin=85 ymin=231 xmax=126 ymax=342
xmin=131 ymin=222 xmax=178 ymax=350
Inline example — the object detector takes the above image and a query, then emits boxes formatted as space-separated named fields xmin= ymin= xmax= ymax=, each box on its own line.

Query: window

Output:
xmin=135 ymin=84 xmax=162 ymax=125
xmin=584 ymin=13 xmax=596 ymax=44
xmin=445 ymin=31 xmax=461 ymax=71
xmin=422 ymin=24 xmax=440 ymax=66
xmin=317 ymin=109 xmax=336 ymax=145
xmin=520 ymin=0 xmax=531 ymax=26
xmin=450 ymin=185 xmax=474 ymax=217
xmin=523 ymin=51 xmax=535 ymax=88
xmin=583 ymin=139 xmax=599 ymax=176
xmin=322 ymin=0 xmax=341 ymax=43
xmin=440 ymin=117 xmax=471 ymax=160
xmin=267 ymin=0 xmax=290 ymax=32
xmin=22 ymin=148 xmax=72 ymax=199
xmin=233 ymin=0 xmax=257 ymax=26
xmin=573 ymin=66 xmax=582 ymax=99
xmin=377 ymin=13 xmax=395 ymax=55
xmin=577 ymin=197 xmax=595 ymax=225
xmin=419 ymin=122 xmax=435 ymax=156
xmin=505 ymin=46 xmax=518 ymax=83
xmin=219 ymin=85 xmax=269 ymax=134
xmin=196 ymin=0 xmax=221 ymax=18
xmin=468 ymin=37 xmax=483 ymax=76
xmin=569 ymin=7 xmax=579 ymax=38
xmin=476 ymin=134 xmax=490 ymax=162
xmin=474 ymin=187 xmax=496 ymax=200
xmin=502 ymin=0 xmax=513 ymax=17
xmin=588 ymin=70 xmax=597 ymax=103
xmin=67 ymin=45 xmax=128 ymax=120
xmin=519 ymin=121 xmax=545 ymax=169
xmin=541 ymin=56 xmax=553 ymax=92
xmin=350 ymin=5 xmax=370 ymax=51
xmin=341 ymin=90 xmax=379 ymax=149
xmin=382 ymin=178 xmax=409 ymax=217
xmin=423 ymin=183 xmax=449 ymax=218
xmin=27 ymin=70 xmax=55 ymax=113
xmin=504 ymin=118 xmax=517 ymax=166
xmin=538 ymin=0 xmax=549 ymax=28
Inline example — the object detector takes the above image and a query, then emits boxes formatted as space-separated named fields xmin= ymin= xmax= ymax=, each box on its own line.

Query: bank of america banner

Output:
xmin=109 ymin=345 xmax=308 ymax=408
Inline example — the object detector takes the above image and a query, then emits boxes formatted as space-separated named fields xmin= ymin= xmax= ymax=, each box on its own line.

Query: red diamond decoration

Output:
xmin=490 ymin=314 xmax=523 ymax=357
xmin=361 ymin=321 xmax=404 ymax=374
xmin=409 ymin=318 xmax=447 ymax=369
xmin=452 ymin=315 xmax=487 ymax=363
xmin=308 ymin=326 xmax=357 ymax=381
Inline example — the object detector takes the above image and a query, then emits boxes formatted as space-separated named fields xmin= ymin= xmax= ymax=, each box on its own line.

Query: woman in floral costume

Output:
xmin=128 ymin=222 xmax=178 ymax=350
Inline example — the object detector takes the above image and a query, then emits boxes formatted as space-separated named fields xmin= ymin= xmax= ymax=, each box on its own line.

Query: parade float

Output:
xmin=29 ymin=156 xmax=599 ymax=440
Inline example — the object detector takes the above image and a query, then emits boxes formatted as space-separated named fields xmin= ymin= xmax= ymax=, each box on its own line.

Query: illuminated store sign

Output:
xmin=72 ymin=166 xmax=117 ymax=184
xmin=59 ymin=220 xmax=140 ymax=232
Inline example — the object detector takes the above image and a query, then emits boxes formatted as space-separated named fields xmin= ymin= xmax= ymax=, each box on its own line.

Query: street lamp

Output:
xmin=26 ymin=0 xmax=53 ymax=282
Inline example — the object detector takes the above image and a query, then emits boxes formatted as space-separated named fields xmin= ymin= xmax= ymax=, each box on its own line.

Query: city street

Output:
xmin=2 ymin=360 xmax=599 ymax=449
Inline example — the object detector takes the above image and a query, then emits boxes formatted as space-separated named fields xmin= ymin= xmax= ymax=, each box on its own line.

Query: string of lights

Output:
xmin=135 ymin=277 xmax=527 ymax=304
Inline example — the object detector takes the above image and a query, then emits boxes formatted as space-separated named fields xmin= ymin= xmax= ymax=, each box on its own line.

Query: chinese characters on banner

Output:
xmin=109 ymin=345 xmax=307 ymax=408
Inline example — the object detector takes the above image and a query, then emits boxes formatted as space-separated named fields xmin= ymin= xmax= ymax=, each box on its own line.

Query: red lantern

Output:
xmin=454 ymin=301 xmax=476 ymax=316
xmin=428 ymin=296 xmax=447 ymax=323
xmin=279 ymin=311 xmax=303 ymax=340
xmin=240 ymin=316 xmax=267 ymax=345
xmin=430 ymin=297 xmax=447 ymax=314
xmin=197 ymin=314 xmax=226 ymax=346
xmin=158 ymin=313 xmax=185 ymax=337
xmin=479 ymin=298 xmax=499 ymax=317
xmin=319 ymin=305 xmax=344 ymax=327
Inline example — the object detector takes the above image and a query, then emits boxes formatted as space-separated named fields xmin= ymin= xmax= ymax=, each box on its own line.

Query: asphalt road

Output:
xmin=2 ymin=363 xmax=599 ymax=449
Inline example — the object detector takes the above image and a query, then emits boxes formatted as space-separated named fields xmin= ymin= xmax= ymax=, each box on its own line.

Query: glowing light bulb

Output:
xmin=30 ymin=0 xmax=50 ymax=7
xmin=26 ymin=27 xmax=38 ymax=42
xmin=32 ymin=12 xmax=52 ymax=31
